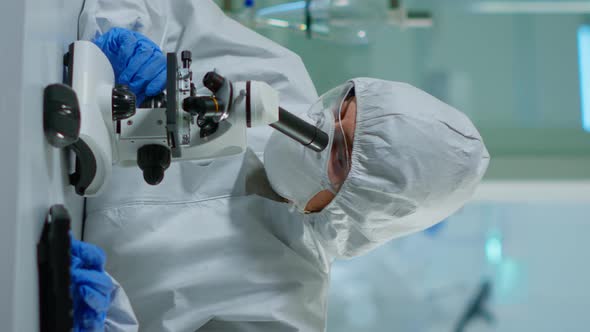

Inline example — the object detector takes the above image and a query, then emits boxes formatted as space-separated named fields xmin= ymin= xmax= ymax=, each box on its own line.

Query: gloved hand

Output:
xmin=93 ymin=27 xmax=167 ymax=105
xmin=70 ymin=235 xmax=115 ymax=332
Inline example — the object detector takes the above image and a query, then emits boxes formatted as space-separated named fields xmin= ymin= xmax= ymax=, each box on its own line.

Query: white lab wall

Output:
xmin=417 ymin=8 xmax=585 ymax=130
xmin=254 ymin=0 xmax=586 ymax=131
xmin=326 ymin=182 xmax=590 ymax=332
xmin=0 ymin=2 xmax=26 ymax=330
xmin=251 ymin=1 xmax=590 ymax=178
xmin=0 ymin=0 xmax=84 ymax=330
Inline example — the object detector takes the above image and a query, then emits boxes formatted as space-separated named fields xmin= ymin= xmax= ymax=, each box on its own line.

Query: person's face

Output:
xmin=304 ymin=96 xmax=357 ymax=212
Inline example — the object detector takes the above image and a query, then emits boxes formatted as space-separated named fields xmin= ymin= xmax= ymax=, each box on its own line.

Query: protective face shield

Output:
xmin=264 ymin=82 xmax=354 ymax=211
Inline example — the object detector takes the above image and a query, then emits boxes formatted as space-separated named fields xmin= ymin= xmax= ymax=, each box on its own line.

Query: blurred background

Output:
xmin=216 ymin=1 xmax=590 ymax=331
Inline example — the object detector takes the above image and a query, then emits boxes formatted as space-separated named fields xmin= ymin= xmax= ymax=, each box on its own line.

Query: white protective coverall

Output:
xmin=79 ymin=1 xmax=489 ymax=331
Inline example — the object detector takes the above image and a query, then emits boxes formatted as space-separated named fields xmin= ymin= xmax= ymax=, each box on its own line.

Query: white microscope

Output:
xmin=56 ymin=41 xmax=328 ymax=196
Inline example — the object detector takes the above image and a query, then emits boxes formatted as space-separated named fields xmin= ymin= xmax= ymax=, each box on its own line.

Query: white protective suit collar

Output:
xmin=309 ymin=78 xmax=490 ymax=259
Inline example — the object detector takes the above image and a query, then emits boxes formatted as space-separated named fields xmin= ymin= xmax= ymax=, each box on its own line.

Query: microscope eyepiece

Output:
xmin=270 ymin=108 xmax=329 ymax=152
xmin=203 ymin=71 xmax=225 ymax=94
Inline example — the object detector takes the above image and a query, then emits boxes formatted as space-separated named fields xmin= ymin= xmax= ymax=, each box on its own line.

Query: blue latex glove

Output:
xmin=71 ymin=235 xmax=115 ymax=332
xmin=93 ymin=27 xmax=167 ymax=105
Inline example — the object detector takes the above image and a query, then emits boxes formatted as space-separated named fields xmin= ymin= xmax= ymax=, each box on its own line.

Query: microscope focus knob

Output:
xmin=112 ymin=84 xmax=136 ymax=121
xmin=43 ymin=84 xmax=80 ymax=148
xmin=137 ymin=145 xmax=171 ymax=186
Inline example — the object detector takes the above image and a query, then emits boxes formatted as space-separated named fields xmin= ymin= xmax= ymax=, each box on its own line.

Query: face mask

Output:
xmin=264 ymin=82 xmax=354 ymax=212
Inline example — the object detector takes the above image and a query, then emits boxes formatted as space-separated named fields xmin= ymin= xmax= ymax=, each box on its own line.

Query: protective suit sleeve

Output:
xmin=79 ymin=0 xmax=319 ymax=154
xmin=105 ymin=273 xmax=140 ymax=332
xmin=71 ymin=235 xmax=138 ymax=331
